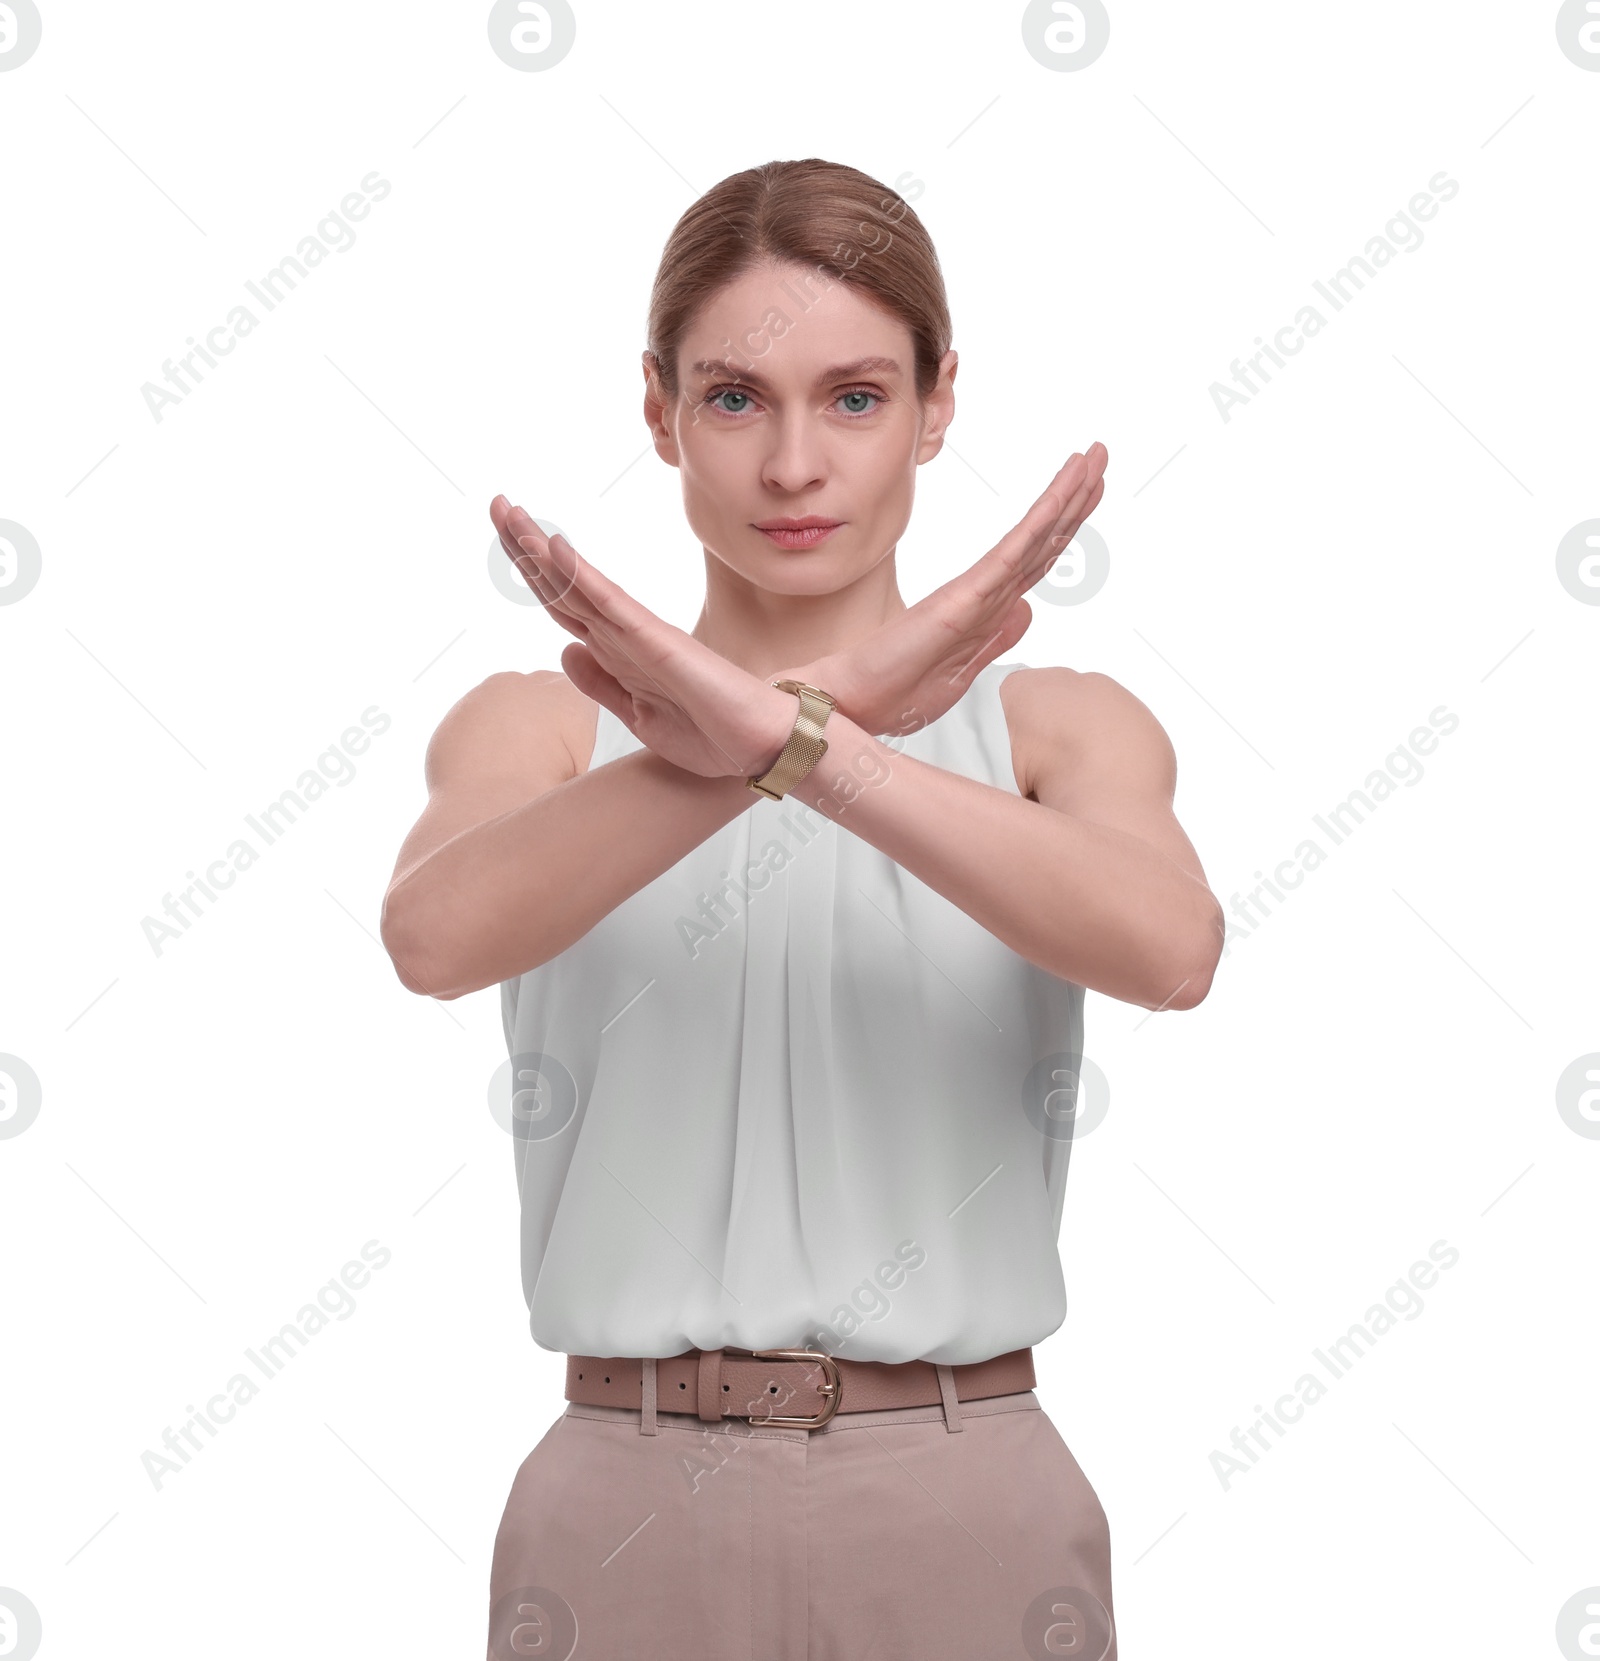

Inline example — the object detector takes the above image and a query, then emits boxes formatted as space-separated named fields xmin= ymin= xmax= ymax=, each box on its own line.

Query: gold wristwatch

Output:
xmin=747 ymin=679 xmax=838 ymax=801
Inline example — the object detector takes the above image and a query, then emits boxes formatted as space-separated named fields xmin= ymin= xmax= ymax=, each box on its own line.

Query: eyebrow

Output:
xmin=686 ymin=355 xmax=903 ymax=389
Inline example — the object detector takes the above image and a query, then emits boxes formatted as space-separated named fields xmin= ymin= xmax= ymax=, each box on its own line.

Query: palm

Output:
xmin=589 ymin=652 xmax=776 ymax=779
xmin=488 ymin=499 xmax=789 ymax=780
xmin=592 ymin=678 xmax=746 ymax=777
xmin=804 ymin=446 xmax=1107 ymax=736
xmin=487 ymin=442 xmax=1106 ymax=769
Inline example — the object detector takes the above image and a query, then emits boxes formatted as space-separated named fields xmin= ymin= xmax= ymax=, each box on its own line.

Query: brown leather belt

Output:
xmin=565 ymin=1344 xmax=1036 ymax=1429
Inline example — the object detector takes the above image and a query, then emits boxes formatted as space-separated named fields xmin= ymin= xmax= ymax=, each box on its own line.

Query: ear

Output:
xmin=915 ymin=347 xmax=959 ymax=464
xmin=642 ymin=350 xmax=682 ymax=469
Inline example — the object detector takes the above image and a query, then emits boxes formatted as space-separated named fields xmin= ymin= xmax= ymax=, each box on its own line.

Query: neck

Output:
xmin=689 ymin=545 xmax=910 ymax=678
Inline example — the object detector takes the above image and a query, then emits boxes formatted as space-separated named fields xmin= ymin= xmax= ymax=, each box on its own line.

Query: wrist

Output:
xmin=753 ymin=679 xmax=804 ymax=775
xmin=786 ymin=708 xmax=891 ymax=816
xmin=746 ymin=672 xmax=840 ymax=799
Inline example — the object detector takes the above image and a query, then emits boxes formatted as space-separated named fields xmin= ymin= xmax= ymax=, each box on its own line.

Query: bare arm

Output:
xmin=780 ymin=666 xmax=1224 ymax=1011
xmin=379 ymin=671 xmax=771 ymax=1000
xmin=381 ymin=664 xmax=1220 ymax=1011
xmin=387 ymin=452 xmax=1152 ymax=1004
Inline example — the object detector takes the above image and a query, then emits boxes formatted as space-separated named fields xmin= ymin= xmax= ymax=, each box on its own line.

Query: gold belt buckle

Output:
xmin=747 ymin=1347 xmax=842 ymax=1428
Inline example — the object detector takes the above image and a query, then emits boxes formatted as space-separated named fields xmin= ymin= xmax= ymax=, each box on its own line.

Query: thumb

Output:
xmin=560 ymin=643 xmax=633 ymax=726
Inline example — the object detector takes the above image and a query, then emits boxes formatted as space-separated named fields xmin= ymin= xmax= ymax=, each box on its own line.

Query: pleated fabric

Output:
xmin=499 ymin=659 xmax=1087 ymax=1366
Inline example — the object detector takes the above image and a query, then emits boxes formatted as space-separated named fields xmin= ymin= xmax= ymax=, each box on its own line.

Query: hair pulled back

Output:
xmin=644 ymin=158 xmax=951 ymax=405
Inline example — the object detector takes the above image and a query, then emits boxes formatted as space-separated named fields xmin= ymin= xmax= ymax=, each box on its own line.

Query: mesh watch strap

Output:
xmin=746 ymin=679 xmax=838 ymax=801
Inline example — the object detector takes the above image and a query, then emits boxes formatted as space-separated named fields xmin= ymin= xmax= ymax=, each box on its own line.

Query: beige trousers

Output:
xmin=486 ymin=1375 xmax=1117 ymax=1660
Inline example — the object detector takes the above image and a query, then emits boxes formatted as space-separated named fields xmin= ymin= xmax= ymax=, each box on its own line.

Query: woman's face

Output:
xmin=644 ymin=260 xmax=956 ymax=595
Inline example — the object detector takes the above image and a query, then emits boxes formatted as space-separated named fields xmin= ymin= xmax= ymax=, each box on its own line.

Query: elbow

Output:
xmin=380 ymin=885 xmax=459 ymax=1001
xmin=1160 ymin=958 xmax=1215 ymax=1011
xmin=1150 ymin=901 xmax=1225 ymax=1012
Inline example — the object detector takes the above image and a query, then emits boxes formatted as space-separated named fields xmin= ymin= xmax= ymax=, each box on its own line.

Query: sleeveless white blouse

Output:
xmin=499 ymin=659 xmax=1087 ymax=1366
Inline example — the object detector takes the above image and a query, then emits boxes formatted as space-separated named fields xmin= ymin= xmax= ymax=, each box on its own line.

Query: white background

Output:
xmin=2 ymin=1 xmax=1597 ymax=1657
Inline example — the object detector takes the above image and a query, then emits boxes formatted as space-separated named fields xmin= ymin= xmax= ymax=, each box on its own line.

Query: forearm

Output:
xmin=788 ymin=712 xmax=1223 ymax=1010
xmin=384 ymin=749 xmax=760 ymax=999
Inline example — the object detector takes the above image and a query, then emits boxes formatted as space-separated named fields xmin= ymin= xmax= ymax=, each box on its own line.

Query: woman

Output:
xmin=382 ymin=157 xmax=1223 ymax=1661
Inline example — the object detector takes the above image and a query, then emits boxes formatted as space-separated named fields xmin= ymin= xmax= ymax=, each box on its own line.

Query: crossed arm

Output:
xmin=771 ymin=666 xmax=1222 ymax=1010
xmin=381 ymin=454 xmax=1222 ymax=1008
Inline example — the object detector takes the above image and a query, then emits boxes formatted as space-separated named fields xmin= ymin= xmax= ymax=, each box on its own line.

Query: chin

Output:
xmin=752 ymin=555 xmax=847 ymax=590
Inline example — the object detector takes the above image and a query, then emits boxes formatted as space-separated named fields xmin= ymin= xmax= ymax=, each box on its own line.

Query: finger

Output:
xmin=510 ymin=512 xmax=590 ymax=612
xmin=1020 ymin=453 xmax=1089 ymax=552
xmin=557 ymin=641 xmax=634 ymax=725
xmin=500 ymin=507 xmax=615 ymax=644
xmin=503 ymin=506 xmax=585 ymax=612
xmin=993 ymin=593 xmax=1034 ymax=658
xmin=1020 ymin=445 xmax=1108 ymax=589
xmin=961 ymin=593 xmax=1036 ymax=681
xmin=1035 ymin=467 xmax=1108 ymax=584
xmin=970 ymin=452 xmax=1092 ymax=602
xmin=511 ymin=529 xmax=587 ymax=622
xmin=1030 ymin=451 xmax=1109 ymax=587
xmin=527 ymin=530 xmax=616 ymax=625
xmin=1037 ymin=445 xmax=1106 ymax=551
xmin=504 ymin=516 xmax=624 ymax=635
xmin=509 ymin=535 xmax=583 ymax=630
xmin=496 ymin=511 xmax=600 ymax=647
xmin=492 ymin=500 xmax=562 ymax=606
xmin=515 ymin=559 xmax=594 ymax=646
xmin=1064 ymin=473 xmax=1106 ymax=539
xmin=949 ymin=452 xmax=1090 ymax=617
xmin=491 ymin=496 xmax=537 ymax=573
xmin=538 ymin=533 xmax=675 ymax=654
xmin=529 ymin=533 xmax=690 ymax=707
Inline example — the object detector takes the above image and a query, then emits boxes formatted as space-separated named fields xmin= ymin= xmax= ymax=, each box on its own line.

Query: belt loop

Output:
xmin=935 ymin=1363 xmax=964 ymax=1433
xmin=696 ymin=1347 xmax=725 ymax=1423
xmin=639 ymin=1357 xmax=658 ymax=1436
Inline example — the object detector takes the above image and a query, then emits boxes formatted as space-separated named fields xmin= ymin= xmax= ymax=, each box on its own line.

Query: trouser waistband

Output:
xmin=564 ymin=1345 xmax=1036 ymax=1434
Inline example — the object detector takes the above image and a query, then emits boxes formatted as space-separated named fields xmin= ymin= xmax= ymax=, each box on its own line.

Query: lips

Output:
xmin=754 ymin=517 xmax=842 ymax=549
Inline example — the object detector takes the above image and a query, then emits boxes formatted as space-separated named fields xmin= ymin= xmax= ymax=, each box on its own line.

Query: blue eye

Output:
xmin=700 ymin=386 xmax=885 ymax=418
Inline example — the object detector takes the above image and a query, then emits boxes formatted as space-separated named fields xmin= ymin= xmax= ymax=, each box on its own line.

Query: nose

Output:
xmin=759 ymin=413 xmax=828 ymax=496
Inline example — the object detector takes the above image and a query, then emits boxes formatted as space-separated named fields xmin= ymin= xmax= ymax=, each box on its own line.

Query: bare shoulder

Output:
xmin=424 ymin=668 xmax=603 ymax=790
xmin=998 ymin=665 xmax=1177 ymax=807
xmin=387 ymin=669 xmax=603 ymax=896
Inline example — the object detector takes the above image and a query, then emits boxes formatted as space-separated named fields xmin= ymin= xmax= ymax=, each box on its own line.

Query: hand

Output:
xmin=488 ymin=497 xmax=798 ymax=782
xmin=779 ymin=445 xmax=1108 ymax=736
